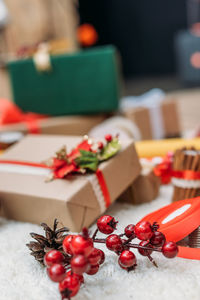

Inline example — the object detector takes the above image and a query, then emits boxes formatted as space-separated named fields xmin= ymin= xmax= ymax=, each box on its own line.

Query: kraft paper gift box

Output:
xmin=121 ymin=90 xmax=181 ymax=140
xmin=0 ymin=135 xmax=141 ymax=231
xmin=0 ymin=99 xmax=107 ymax=149
xmin=119 ymin=157 xmax=160 ymax=204
xmin=7 ymin=46 xmax=120 ymax=116
xmin=0 ymin=114 xmax=107 ymax=136
xmin=120 ymin=171 xmax=160 ymax=205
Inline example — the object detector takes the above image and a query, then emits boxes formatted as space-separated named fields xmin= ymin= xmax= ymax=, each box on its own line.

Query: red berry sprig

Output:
xmin=44 ymin=216 xmax=178 ymax=299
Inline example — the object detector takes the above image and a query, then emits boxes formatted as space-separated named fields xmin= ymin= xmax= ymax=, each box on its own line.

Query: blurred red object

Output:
xmin=153 ymin=153 xmax=173 ymax=184
xmin=0 ymin=99 xmax=47 ymax=133
xmin=77 ymin=24 xmax=98 ymax=47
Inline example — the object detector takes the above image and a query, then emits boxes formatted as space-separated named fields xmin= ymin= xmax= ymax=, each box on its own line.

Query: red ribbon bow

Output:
xmin=0 ymin=99 xmax=47 ymax=133
xmin=154 ymin=158 xmax=173 ymax=184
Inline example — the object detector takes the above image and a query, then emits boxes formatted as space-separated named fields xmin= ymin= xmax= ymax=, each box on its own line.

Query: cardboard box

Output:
xmin=120 ymin=171 xmax=160 ymax=205
xmin=0 ymin=114 xmax=107 ymax=136
xmin=4 ymin=0 xmax=78 ymax=53
xmin=123 ymin=99 xmax=181 ymax=140
xmin=0 ymin=135 xmax=141 ymax=231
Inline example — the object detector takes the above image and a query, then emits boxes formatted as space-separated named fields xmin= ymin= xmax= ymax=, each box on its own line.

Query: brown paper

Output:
xmin=161 ymin=100 xmax=181 ymax=138
xmin=4 ymin=0 xmax=78 ymax=53
xmin=123 ymin=99 xmax=181 ymax=140
xmin=0 ymin=135 xmax=141 ymax=231
xmin=0 ymin=115 xmax=106 ymax=136
xmin=120 ymin=171 xmax=160 ymax=204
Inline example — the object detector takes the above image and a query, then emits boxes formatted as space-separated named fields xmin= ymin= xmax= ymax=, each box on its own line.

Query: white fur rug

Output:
xmin=1 ymin=185 xmax=200 ymax=300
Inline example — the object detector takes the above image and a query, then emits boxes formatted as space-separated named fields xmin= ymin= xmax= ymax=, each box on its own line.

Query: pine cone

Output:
xmin=26 ymin=219 xmax=69 ymax=265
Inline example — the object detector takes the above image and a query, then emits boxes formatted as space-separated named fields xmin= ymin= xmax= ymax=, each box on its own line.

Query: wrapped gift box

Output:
xmin=0 ymin=135 xmax=141 ymax=231
xmin=0 ymin=114 xmax=107 ymax=136
xmin=0 ymin=99 xmax=107 ymax=148
xmin=8 ymin=46 xmax=120 ymax=115
xmin=119 ymin=157 xmax=160 ymax=204
xmin=120 ymin=172 xmax=160 ymax=205
xmin=3 ymin=0 xmax=78 ymax=53
xmin=121 ymin=90 xmax=181 ymax=140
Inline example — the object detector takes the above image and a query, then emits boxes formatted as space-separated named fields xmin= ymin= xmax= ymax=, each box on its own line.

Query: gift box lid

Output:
xmin=0 ymin=135 xmax=141 ymax=231
xmin=141 ymin=197 xmax=200 ymax=260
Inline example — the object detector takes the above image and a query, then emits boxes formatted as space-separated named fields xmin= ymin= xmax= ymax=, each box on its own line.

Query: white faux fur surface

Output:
xmin=1 ymin=185 xmax=200 ymax=300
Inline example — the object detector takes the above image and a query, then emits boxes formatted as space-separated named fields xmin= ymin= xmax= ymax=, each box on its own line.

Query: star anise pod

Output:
xmin=26 ymin=219 xmax=69 ymax=265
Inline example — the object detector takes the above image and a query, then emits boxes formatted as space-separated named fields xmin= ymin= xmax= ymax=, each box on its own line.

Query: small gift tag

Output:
xmin=33 ymin=43 xmax=52 ymax=72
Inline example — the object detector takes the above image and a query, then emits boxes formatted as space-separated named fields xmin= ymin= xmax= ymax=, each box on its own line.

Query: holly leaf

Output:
xmin=75 ymin=150 xmax=99 ymax=172
xmin=98 ymin=138 xmax=121 ymax=161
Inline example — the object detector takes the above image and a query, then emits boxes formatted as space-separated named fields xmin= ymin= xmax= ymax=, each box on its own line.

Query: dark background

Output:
xmin=79 ymin=0 xmax=187 ymax=77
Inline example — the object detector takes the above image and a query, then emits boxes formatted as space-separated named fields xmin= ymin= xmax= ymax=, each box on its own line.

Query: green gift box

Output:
xmin=8 ymin=46 xmax=120 ymax=116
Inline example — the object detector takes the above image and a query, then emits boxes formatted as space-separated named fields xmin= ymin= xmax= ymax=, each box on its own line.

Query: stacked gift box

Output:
xmin=0 ymin=41 xmax=183 ymax=230
xmin=1 ymin=45 xmax=120 ymax=147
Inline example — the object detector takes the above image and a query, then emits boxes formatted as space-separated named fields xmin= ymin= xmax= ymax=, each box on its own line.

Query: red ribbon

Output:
xmin=0 ymin=159 xmax=111 ymax=209
xmin=96 ymin=169 xmax=111 ymax=208
xmin=154 ymin=158 xmax=200 ymax=184
xmin=0 ymin=99 xmax=47 ymax=134
xmin=0 ymin=159 xmax=52 ymax=169
xmin=171 ymin=170 xmax=200 ymax=180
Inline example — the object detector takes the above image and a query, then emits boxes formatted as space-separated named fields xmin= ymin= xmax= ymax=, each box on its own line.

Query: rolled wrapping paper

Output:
xmin=135 ymin=138 xmax=200 ymax=158
xmin=88 ymin=116 xmax=141 ymax=141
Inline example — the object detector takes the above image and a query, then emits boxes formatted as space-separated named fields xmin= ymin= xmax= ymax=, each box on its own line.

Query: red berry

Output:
xmin=118 ymin=250 xmax=136 ymax=268
xmin=44 ymin=250 xmax=64 ymax=267
xmin=162 ymin=241 xmax=178 ymax=258
xmin=105 ymin=134 xmax=112 ymax=142
xmin=47 ymin=263 xmax=66 ymax=282
xmin=70 ymin=235 xmax=93 ymax=257
xmin=88 ymin=248 xmax=101 ymax=266
xmin=66 ymin=270 xmax=84 ymax=284
xmin=118 ymin=260 xmax=128 ymax=270
xmin=63 ymin=235 xmax=74 ymax=255
xmin=71 ymin=255 xmax=90 ymax=275
xmin=99 ymin=249 xmax=105 ymax=265
xmin=97 ymin=215 xmax=117 ymax=234
xmin=134 ymin=221 xmax=153 ymax=241
xmin=59 ymin=273 xmax=80 ymax=298
xmin=150 ymin=231 xmax=166 ymax=247
xmin=86 ymin=264 xmax=99 ymax=275
xmin=125 ymin=224 xmax=136 ymax=238
xmin=106 ymin=234 xmax=123 ymax=252
xmin=98 ymin=141 xmax=104 ymax=150
xmin=138 ymin=240 xmax=153 ymax=256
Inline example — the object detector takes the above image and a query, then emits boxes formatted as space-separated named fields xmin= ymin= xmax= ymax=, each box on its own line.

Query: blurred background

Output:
xmin=0 ymin=0 xmax=200 ymax=147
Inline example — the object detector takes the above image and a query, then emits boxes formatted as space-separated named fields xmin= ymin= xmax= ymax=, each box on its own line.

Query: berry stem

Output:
xmin=93 ymin=238 xmax=105 ymax=244
xmin=127 ymin=243 xmax=162 ymax=253
xmin=147 ymin=254 xmax=158 ymax=268
xmin=92 ymin=229 xmax=99 ymax=240
xmin=93 ymin=238 xmax=161 ymax=253
xmin=119 ymin=234 xmax=125 ymax=237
